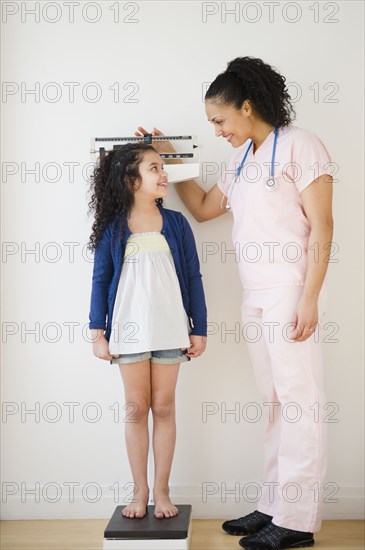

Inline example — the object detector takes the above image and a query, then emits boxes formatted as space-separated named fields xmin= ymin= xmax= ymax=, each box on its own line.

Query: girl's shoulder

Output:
xmin=161 ymin=207 xmax=187 ymax=224
xmin=98 ymin=213 xmax=125 ymax=242
xmin=100 ymin=215 xmax=117 ymax=233
xmin=160 ymin=207 xmax=192 ymax=235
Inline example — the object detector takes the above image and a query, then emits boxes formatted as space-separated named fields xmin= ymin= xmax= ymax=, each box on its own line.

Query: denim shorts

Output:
xmin=110 ymin=348 xmax=191 ymax=365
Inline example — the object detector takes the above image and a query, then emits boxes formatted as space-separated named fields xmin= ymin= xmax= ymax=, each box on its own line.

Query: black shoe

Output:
xmin=239 ymin=522 xmax=314 ymax=549
xmin=222 ymin=510 xmax=273 ymax=536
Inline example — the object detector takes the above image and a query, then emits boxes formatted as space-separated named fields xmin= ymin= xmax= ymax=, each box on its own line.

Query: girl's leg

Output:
xmin=118 ymin=359 xmax=151 ymax=518
xmin=150 ymin=362 xmax=180 ymax=518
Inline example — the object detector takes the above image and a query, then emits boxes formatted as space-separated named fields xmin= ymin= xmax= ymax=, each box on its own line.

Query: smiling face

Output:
xmin=133 ymin=151 xmax=168 ymax=201
xmin=205 ymin=99 xmax=254 ymax=148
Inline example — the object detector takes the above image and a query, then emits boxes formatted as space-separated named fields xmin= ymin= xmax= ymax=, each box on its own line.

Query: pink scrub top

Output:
xmin=217 ymin=124 xmax=333 ymax=290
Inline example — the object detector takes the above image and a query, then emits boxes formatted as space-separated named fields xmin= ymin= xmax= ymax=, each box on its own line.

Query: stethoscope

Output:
xmin=222 ymin=126 xmax=280 ymax=211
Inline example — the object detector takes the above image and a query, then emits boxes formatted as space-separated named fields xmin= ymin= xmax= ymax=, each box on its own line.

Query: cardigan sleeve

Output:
xmin=88 ymin=223 xmax=115 ymax=331
xmin=180 ymin=215 xmax=207 ymax=337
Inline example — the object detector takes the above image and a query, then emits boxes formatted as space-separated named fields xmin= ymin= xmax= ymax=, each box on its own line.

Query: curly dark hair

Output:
xmin=87 ymin=142 xmax=162 ymax=252
xmin=205 ymin=56 xmax=295 ymax=127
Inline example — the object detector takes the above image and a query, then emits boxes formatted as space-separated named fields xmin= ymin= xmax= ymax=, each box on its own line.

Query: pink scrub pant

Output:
xmin=241 ymin=284 xmax=328 ymax=533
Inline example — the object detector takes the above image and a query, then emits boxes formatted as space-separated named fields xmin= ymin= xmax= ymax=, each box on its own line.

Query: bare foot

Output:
xmin=153 ymin=489 xmax=179 ymax=519
xmin=122 ymin=487 xmax=149 ymax=519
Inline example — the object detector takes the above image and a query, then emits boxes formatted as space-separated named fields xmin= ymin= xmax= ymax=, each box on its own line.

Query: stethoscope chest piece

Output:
xmin=221 ymin=127 xmax=280 ymax=211
xmin=265 ymin=178 xmax=278 ymax=191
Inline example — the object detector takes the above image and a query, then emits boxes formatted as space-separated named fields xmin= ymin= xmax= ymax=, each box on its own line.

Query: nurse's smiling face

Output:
xmin=205 ymin=99 xmax=253 ymax=148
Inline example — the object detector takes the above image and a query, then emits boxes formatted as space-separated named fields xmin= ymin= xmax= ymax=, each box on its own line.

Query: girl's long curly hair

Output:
xmin=87 ymin=142 xmax=162 ymax=252
xmin=205 ymin=56 xmax=295 ymax=127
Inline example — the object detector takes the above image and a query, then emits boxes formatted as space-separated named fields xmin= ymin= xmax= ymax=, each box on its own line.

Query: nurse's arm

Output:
xmin=134 ymin=126 xmax=227 ymax=222
xmin=292 ymin=174 xmax=333 ymax=342
xmin=300 ymin=174 xmax=334 ymax=299
xmin=174 ymin=180 xmax=227 ymax=222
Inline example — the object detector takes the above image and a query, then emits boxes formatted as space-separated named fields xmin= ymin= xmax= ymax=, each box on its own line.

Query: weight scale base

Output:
xmin=103 ymin=504 xmax=192 ymax=550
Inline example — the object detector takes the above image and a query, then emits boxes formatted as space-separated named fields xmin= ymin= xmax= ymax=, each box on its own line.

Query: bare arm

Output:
xmin=292 ymin=173 xmax=334 ymax=342
xmin=174 ymin=180 xmax=227 ymax=222
xmin=301 ymin=174 xmax=334 ymax=299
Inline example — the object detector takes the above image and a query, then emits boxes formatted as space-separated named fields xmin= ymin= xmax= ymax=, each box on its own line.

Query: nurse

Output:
xmin=137 ymin=56 xmax=334 ymax=550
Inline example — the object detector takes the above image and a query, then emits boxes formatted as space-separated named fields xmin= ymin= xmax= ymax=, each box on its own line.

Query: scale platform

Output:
xmin=103 ymin=504 xmax=192 ymax=549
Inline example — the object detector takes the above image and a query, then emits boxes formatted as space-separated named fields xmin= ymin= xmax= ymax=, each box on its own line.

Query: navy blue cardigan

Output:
xmin=89 ymin=206 xmax=207 ymax=341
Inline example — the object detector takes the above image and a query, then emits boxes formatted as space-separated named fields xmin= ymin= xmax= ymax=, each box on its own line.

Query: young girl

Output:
xmin=87 ymin=142 xmax=207 ymax=519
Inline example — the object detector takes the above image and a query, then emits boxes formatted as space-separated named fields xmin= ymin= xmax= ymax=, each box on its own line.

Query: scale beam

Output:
xmin=90 ymin=134 xmax=200 ymax=184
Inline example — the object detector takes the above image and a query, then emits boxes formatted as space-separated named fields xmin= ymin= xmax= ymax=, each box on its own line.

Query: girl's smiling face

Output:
xmin=133 ymin=151 xmax=168 ymax=200
xmin=205 ymin=99 xmax=253 ymax=148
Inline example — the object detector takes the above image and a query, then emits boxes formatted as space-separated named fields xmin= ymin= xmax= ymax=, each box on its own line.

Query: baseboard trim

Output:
xmin=1 ymin=483 xmax=364 ymax=520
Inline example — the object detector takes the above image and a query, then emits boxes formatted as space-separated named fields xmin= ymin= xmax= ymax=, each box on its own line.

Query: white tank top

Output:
xmin=108 ymin=232 xmax=191 ymax=354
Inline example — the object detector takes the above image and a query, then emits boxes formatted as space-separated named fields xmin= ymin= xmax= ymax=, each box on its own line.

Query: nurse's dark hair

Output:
xmin=205 ymin=56 xmax=295 ymax=127
xmin=87 ymin=142 xmax=162 ymax=252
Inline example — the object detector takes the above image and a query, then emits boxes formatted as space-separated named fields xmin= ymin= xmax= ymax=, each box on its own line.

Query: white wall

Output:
xmin=1 ymin=0 xmax=364 ymax=520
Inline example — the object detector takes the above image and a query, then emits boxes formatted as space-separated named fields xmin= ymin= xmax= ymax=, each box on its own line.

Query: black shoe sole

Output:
xmin=239 ymin=539 xmax=314 ymax=549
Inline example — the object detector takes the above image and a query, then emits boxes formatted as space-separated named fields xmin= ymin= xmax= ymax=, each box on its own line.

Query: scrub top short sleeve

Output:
xmin=285 ymin=131 xmax=333 ymax=194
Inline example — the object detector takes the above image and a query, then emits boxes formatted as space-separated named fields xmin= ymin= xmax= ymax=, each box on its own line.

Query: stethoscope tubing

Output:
xmin=223 ymin=126 xmax=280 ymax=210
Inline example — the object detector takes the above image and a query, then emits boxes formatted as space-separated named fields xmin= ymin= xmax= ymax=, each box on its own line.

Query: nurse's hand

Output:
xmin=134 ymin=126 xmax=176 ymax=154
xmin=290 ymin=296 xmax=319 ymax=342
